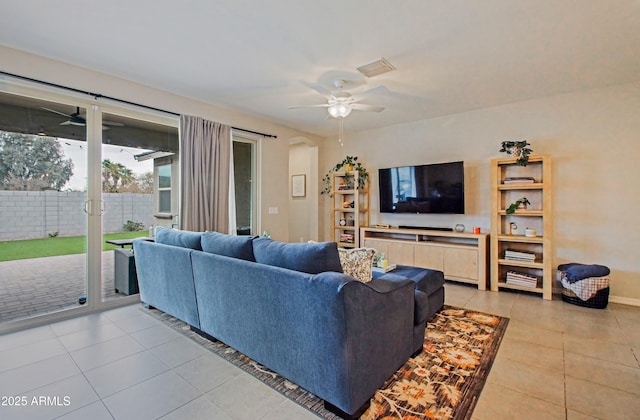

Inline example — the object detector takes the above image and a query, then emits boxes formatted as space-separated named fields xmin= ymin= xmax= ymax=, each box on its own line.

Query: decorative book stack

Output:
xmin=504 ymin=249 xmax=536 ymax=262
xmin=502 ymin=176 xmax=536 ymax=184
xmin=340 ymin=233 xmax=354 ymax=243
xmin=506 ymin=271 xmax=538 ymax=288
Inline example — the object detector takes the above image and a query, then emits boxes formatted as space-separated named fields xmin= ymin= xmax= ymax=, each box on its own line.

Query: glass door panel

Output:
xmin=100 ymin=112 xmax=179 ymax=302
xmin=233 ymin=139 xmax=256 ymax=235
xmin=0 ymin=92 xmax=88 ymax=323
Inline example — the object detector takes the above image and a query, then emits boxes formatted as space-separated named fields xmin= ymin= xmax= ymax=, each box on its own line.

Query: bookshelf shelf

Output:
xmin=491 ymin=155 xmax=553 ymax=299
xmin=330 ymin=172 xmax=368 ymax=248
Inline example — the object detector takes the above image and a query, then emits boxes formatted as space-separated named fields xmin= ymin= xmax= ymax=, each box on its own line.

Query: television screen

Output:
xmin=379 ymin=161 xmax=465 ymax=214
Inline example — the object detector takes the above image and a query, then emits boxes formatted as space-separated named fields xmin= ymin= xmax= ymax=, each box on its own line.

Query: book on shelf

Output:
xmin=505 ymin=271 xmax=538 ymax=287
xmin=502 ymin=176 xmax=536 ymax=184
xmin=505 ymin=255 xmax=535 ymax=261
xmin=504 ymin=249 xmax=536 ymax=262
xmin=340 ymin=233 xmax=354 ymax=243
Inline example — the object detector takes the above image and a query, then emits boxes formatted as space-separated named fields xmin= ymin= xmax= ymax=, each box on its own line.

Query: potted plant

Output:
xmin=321 ymin=156 xmax=369 ymax=196
xmin=506 ymin=197 xmax=531 ymax=214
xmin=500 ymin=140 xmax=532 ymax=166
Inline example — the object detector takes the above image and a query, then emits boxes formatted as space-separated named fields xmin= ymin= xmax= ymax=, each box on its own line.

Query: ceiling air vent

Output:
xmin=357 ymin=58 xmax=396 ymax=78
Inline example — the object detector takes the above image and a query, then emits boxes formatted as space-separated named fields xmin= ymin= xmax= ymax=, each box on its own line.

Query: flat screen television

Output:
xmin=379 ymin=161 xmax=465 ymax=214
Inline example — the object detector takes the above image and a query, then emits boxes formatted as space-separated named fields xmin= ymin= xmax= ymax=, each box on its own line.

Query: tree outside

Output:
xmin=102 ymin=158 xmax=134 ymax=192
xmin=0 ymin=131 xmax=153 ymax=193
xmin=102 ymin=159 xmax=153 ymax=193
xmin=0 ymin=132 xmax=73 ymax=191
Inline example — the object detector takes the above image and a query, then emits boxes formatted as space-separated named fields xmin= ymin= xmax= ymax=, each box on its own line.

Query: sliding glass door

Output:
xmin=233 ymin=136 xmax=258 ymax=235
xmin=100 ymin=111 xmax=179 ymax=303
xmin=0 ymin=92 xmax=89 ymax=325
xmin=0 ymin=88 xmax=178 ymax=330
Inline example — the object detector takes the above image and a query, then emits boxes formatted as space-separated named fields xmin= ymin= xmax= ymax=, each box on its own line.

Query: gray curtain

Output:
xmin=179 ymin=115 xmax=231 ymax=232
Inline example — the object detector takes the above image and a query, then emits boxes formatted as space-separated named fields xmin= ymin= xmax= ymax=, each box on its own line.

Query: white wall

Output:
xmin=0 ymin=45 xmax=323 ymax=242
xmin=288 ymin=142 xmax=318 ymax=243
xmin=321 ymin=81 xmax=640 ymax=304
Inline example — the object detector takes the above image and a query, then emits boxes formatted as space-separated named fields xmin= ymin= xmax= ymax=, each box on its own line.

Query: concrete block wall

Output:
xmin=0 ymin=191 xmax=153 ymax=241
xmin=102 ymin=193 xmax=154 ymax=234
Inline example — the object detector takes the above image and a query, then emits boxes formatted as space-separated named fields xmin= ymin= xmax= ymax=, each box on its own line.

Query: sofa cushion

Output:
xmin=252 ymin=237 xmax=343 ymax=274
xmin=374 ymin=265 xmax=445 ymax=295
xmin=201 ymin=231 xmax=256 ymax=261
xmin=154 ymin=227 xmax=202 ymax=250
xmin=338 ymin=247 xmax=376 ymax=282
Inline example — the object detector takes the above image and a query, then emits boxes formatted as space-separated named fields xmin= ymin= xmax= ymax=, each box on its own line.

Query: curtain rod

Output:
xmin=0 ymin=70 xmax=278 ymax=139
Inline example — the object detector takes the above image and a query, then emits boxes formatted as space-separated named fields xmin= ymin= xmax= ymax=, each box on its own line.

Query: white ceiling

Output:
xmin=1 ymin=0 xmax=639 ymax=137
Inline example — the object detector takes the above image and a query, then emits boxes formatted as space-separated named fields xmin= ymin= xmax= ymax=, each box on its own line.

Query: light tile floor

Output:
xmin=0 ymin=283 xmax=639 ymax=420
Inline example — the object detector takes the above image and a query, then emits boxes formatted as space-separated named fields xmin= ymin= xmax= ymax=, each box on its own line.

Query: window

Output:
xmin=157 ymin=164 xmax=172 ymax=213
xmin=233 ymin=136 xmax=258 ymax=235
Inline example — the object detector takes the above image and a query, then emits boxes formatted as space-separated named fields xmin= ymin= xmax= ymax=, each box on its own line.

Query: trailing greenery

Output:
xmin=321 ymin=156 xmax=369 ymax=196
xmin=500 ymin=140 xmax=532 ymax=166
xmin=0 ymin=231 xmax=150 ymax=262
xmin=506 ymin=197 xmax=531 ymax=214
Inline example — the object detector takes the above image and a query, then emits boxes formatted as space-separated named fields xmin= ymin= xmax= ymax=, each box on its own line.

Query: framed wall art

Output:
xmin=291 ymin=174 xmax=306 ymax=197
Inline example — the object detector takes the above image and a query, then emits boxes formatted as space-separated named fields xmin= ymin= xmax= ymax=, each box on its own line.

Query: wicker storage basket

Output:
xmin=561 ymin=275 xmax=610 ymax=309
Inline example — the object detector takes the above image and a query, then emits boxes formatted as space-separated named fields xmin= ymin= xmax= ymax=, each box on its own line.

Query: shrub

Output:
xmin=123 ymin=220 xmax=144 ymax=231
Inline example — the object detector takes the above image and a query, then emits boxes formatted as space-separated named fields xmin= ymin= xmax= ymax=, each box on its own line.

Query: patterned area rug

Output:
xmin=145 ymin=306 xmax=508 ymax=419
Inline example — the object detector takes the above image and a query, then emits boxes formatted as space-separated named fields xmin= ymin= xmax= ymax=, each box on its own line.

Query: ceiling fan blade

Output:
xmin=351 ymin=85 xmax=388 ymax=102
xmin=41 ymin=107 xmax=72 ymax=117
xmin=350 ymin=103 xmax=385 ymax=112
xmin=288 ymin=104 xmax=330 ymax=109
xmin=310 ymin=84 xmax=334 ymax=99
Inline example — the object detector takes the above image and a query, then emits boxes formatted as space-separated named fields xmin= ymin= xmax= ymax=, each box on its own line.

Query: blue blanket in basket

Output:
xmin=558 ymin=263 xmax=610 ymax=283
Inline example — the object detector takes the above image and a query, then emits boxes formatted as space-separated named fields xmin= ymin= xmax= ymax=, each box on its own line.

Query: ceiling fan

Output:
xmin=290 ymin=80 xmax=386 ymax=118
xmin=41 ymin=106 xmax=125 ymax=130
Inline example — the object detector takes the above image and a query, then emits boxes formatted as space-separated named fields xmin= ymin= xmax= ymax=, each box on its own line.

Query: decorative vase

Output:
xmin=343 ymin=163 xmax=353 ymax=173
xmin=510 ymin=147 xmax=523 ymax=159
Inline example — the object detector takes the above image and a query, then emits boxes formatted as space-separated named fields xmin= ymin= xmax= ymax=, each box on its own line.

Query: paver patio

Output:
xmin=0 ymin=251 xmax=133 ymax=323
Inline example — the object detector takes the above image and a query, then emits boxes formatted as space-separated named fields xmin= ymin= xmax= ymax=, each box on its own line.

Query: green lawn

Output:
xmin=0 ymin=231 xmax=150 ymax=262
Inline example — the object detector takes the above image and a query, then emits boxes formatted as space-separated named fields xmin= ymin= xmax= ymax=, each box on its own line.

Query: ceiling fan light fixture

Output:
xmin=328 ymin=104 xmax=352 ymax=118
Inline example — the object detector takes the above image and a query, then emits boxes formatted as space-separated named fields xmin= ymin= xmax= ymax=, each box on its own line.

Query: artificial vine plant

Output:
xmin=321 ymin=156 xmax=369 ymax=196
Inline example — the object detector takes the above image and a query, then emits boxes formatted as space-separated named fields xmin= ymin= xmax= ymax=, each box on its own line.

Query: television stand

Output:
xmin=399 ymin=225 xmax=453 ymax=231
xmin=361 ymin=227 xmax=488 ymax=290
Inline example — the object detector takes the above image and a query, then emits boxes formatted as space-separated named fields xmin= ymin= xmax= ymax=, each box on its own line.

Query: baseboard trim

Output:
xmin=608 ymin=295 xmax=640 ymax=307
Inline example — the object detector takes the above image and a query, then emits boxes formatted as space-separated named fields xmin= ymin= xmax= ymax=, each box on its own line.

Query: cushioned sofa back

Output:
xmin=201 ymin=231 xmax=256 ymax=261
xmin=155 ymin=227 xmax=202 ymax=250
xmin=133 ymin=239 xmax=200 ymax=328
xmin=252 ymin=237 xmax=342 ymax=274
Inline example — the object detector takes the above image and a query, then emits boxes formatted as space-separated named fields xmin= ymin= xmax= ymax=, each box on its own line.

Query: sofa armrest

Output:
xmin=133 ymin=240 xmax=200 ymax=328
xmin=367 ymin=277 xmax=414 ymax=293
xmin=335 ymin=274 xmax=415 ymax=413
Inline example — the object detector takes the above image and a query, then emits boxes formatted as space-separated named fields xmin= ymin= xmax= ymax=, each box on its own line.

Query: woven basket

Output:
xmin=561 ymin=284 xmax=609 ymax=309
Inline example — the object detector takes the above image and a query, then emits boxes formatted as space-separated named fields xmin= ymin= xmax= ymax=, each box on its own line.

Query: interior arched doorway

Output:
xmin=288 ymin=137 xmax=319 ymax=242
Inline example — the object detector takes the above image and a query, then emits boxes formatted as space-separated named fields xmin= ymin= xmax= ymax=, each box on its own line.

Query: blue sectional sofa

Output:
xmin=133 ymin=228 xmax=419 ymax=418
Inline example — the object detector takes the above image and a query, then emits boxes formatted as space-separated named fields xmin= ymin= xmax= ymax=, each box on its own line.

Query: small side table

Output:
xmin=107 ymin=237 xmax=153 ymax=295
xmin=114 ymin=248 xmax=139 ymax=295
xmin=106 ymin=237 xmax=153 ymax=248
